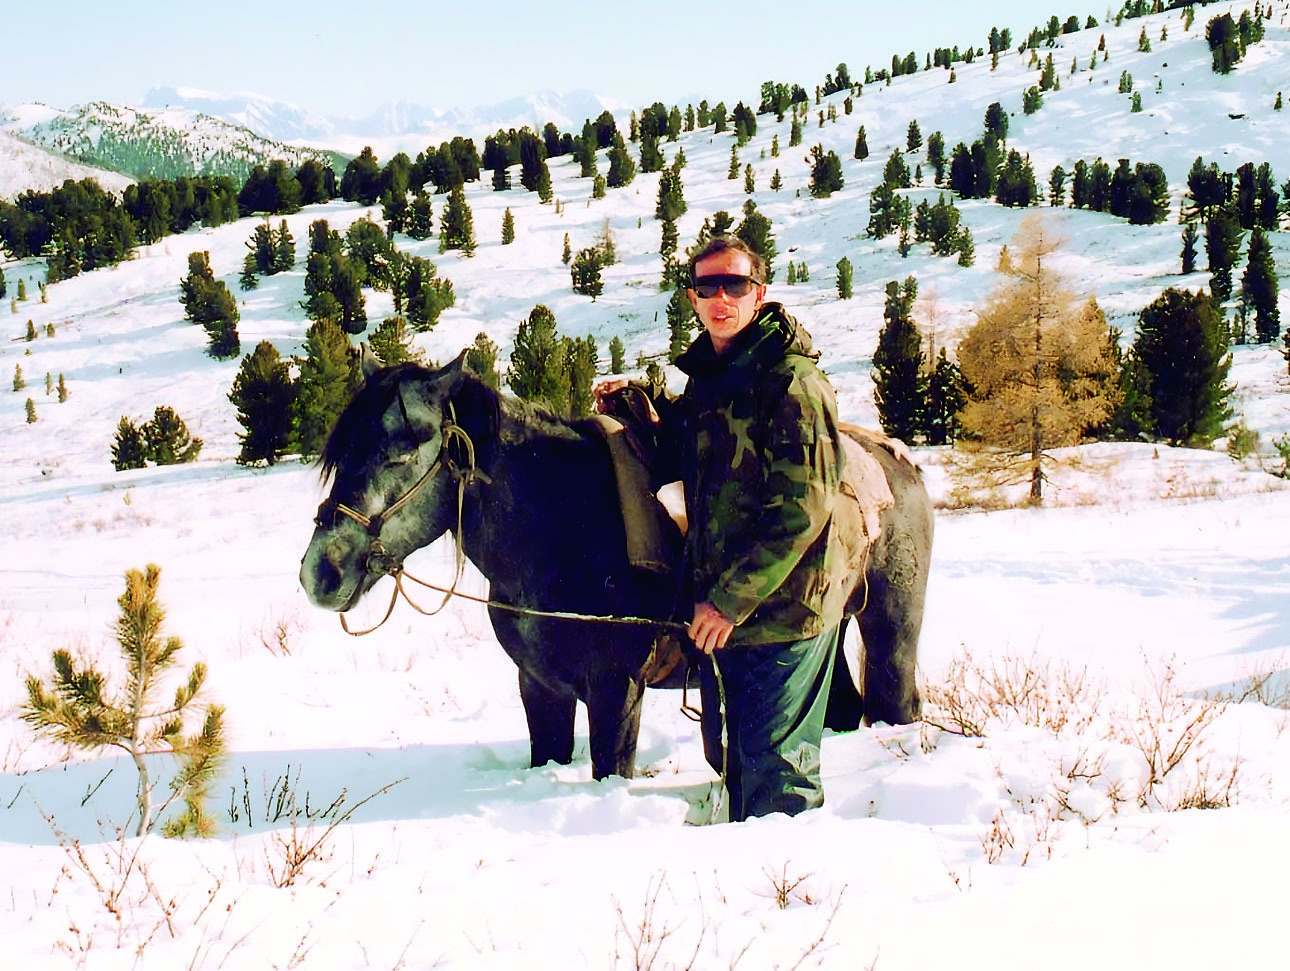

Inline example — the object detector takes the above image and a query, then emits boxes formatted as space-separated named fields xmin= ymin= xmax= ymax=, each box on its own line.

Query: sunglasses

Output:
xmin=691 ymin=275 xmax=758 ymax=299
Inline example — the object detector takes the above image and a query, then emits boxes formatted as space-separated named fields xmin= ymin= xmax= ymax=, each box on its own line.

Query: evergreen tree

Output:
xmin=1242 ymin=227 xmax=1280 ymax=343
xmin=836 ymin=256 xmax=853 ymax=299
xmin=872 ymin=277 xmax=925 ymax=442
xmin=501 ymin=208 xmax=516 ymax=245
xmin=854 ymin=126 xmax=869 ymax=160
xmin=925 ymin=349 xmax=967 ymax=446
xmin=744 ymin=164 xmax=755 ymax=194
xmin=142 ymin=406 xmax=203 ymax=465
xmin=571 ymin=248 xmax=605 ymax=300
xmin=112 ymin=418 xmax=147 ymax=470
xmin=509 ymin=304 xmax=569 ymax=412
xmin=1181 ymin=222 xmax=1199 ymax=274
xmin=564 ymin=335 xmax=599 ymax=418
xmin=294 ymin=318 xmax=359 ymax=459
xmin=1132 ymin=288 xmax=1233 ymax=446
xmin=12 ymin=363 xmax=24 ymax=391
xmin=808 ymin=145 xmax=844 ymax=197
xmin=465 ymin=332 xmax=501 ymax=389
xmin=655 ymin=165 xmax=687 ymax=221
xmin=561 ymin=233 xmax=572 ymax=265
xmin=22 ymin=565 xmax=226 ymax=837
xmin=984 ymin=101 xmax=1009 ymax=142
xmin=438 ymin=187 xmax=477 ymax=256
xmin=58 ymin=374 xmax=67 ymax=403
xmin=667 ymin=286 xmax=695 ymax=362
xmin=239 ymin=254 xmax=259 ymax=291
xmin=406 ymin=193 xmax=435 ymax=240
xmin=1205 ymin=205 xmax=1244 ymax=303
xmin=229 ymin=340 xmax=296 ymax=466
xmin=609 ymin=335 xmax=626 ymax=374
xmin=1207 ymin=13 xmax=1242 ymax=74
xmin=273 ymin=220 xmax=295 ymax=273
xmin=769 ymin=169 xmax=783 ymax=191
xmin=368 ymin=316 xmax=417 ymax=366
xmin=25 ymin=397 xmax=36 ymax=423
xmin=956 ymin=215 xmax=1121 ymax=501
xmin=906 ymin=120 xmax=922 ymax=153
xmin=606 ymin=134 xmax=636 ymax=188
xmin=734 ymin=201 xmax=777 ymax=282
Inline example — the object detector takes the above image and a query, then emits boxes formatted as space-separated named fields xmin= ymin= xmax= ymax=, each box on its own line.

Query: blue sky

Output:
xmin=6 ymin=1 xmax=1081 ymax=116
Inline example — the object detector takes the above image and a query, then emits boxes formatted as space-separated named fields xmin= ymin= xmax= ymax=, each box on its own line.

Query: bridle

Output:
xmin=314 ymin=399 xmax=689 ymax=638
xmin=314 ymin=400 xmax=485 ymax=635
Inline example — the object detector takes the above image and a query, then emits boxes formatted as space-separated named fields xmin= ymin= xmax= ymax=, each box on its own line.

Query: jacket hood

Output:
xmin=675 ymin=302 xmax=818 ymax=380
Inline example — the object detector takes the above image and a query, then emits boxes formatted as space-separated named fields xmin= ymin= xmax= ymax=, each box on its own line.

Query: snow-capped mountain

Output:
xmin=141 ymin=85 xmax=635 ymax=155
xmin=0 ymin=100 xmax=336 ymax=185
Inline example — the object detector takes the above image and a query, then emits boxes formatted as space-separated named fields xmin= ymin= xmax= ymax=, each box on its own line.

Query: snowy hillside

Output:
xmin=0 ymin=129 xmax=134 ymax=199
xmin=0 ymin=100 xmax=336 ymax=184
xmin=1 ymin=3 xmax=1290 ymax=969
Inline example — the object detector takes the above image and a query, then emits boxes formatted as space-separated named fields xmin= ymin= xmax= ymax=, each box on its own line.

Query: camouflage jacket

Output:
xmin=655 ymin=303 xmax=849 ymax=646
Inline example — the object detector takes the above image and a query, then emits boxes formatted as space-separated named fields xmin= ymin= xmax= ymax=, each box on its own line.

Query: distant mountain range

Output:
xmin=0 ymin=87 xmax=634 ymax=198
xmin=137 ymin=85 xmax=635 ymax=156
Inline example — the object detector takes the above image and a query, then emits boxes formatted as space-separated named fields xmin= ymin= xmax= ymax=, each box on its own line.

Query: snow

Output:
xmin=2 ymin=3 xmax=1290 ymax=968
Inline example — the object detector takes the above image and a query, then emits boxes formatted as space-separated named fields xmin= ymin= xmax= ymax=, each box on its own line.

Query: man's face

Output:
xmin=686 ymin=249 xmax=767 ymax=355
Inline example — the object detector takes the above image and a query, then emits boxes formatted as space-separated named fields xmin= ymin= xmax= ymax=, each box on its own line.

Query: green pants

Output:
xmin=698 ymin=625 xmax=838 ymax=822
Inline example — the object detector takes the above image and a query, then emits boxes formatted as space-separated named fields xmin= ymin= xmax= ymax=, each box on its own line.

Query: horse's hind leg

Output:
xmin=519 ymin=669 xmax=576 ymax=769
xmin=855 ymin=571 xmax=924 ymax=725
xmin=586 ymin=670 xmax=644 ymax=780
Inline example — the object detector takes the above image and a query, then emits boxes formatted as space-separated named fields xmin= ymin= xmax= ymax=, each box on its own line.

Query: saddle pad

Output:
xmin=588 ymin=415 xmax=676 ymax=573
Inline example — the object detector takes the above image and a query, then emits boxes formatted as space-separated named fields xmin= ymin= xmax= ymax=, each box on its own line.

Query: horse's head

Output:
xmin=298 ymin=349 xmax=497 ymax=612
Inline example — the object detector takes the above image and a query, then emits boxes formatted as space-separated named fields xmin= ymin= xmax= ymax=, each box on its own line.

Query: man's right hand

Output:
xmin=688 ymin=602 xmax=735 ymax=654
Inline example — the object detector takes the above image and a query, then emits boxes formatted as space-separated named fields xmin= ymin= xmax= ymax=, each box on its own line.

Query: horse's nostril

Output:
xmin=316 ymin=550 xmax=343 ymax=597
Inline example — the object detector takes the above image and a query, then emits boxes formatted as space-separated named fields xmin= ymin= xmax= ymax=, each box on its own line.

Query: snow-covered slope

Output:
xmin=0 ymin=129 xmax=134 ymax=199
xmin=1 ymin=4 xmax=1290 ymax=969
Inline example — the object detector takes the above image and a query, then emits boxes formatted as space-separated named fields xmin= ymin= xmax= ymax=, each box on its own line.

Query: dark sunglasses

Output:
xmin=692 ymin=275 xmax=757 ymax=299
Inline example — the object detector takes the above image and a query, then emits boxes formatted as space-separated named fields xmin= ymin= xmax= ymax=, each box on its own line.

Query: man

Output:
xmin=598 ymin=235 xmax=850 ymax=821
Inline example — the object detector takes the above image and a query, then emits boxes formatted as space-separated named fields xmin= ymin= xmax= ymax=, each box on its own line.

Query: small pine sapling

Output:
xmin=22 ymin=565 xmax=227 ymax=837
xmin=25 ymin=398 xmax=36 ymax=423
xmin=57 ymin=373 xmax=68 ymax=403
xmin=13 ymin=363 xmax=24 ymax=391
xmin=25 ymin=319 xmax=36 ymax=341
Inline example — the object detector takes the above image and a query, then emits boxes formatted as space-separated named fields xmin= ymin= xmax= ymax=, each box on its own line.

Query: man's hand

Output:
xmin=593 ymin=379 xmax=660 ymax=423
xmin=688 ymin=601 xmax=734 ymax=654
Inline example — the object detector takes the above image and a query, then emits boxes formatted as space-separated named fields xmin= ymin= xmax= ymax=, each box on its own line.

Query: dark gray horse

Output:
xmin=299 ymin=353 xmax=933 ymax=779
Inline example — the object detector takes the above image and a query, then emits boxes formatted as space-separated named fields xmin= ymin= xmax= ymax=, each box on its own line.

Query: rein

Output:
xmin=322 ymin=407 xmax=689 ymax=639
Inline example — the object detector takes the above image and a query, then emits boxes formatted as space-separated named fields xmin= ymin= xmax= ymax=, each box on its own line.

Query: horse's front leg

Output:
xmin=518 ymin=669 xmax=576 ymax=769
xmin=586 ymin=668 xmax=644 ymax=780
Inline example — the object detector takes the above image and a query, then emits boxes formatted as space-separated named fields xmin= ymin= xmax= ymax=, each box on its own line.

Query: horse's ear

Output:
xmin=358 ymin=342 xmax=384 ymax=379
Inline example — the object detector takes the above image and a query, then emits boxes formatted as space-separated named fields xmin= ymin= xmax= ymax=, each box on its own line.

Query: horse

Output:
xmin=299 ymin=351 xmax=934 ymax=780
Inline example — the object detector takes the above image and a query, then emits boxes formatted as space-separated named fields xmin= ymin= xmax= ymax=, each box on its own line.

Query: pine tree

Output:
xmin=925 ymin=349 xmax=967 ymax=445
xmin=406 ymin=192 xmax=435 ymax=240
xmin=501 ymin=208 xmax=516 ymax=245
xmin=25 ymin=319 xmax=36 ymax=341
xmin=564 ymin=335 xmax=599 ymax=418
xmin=1242 ymin=226 xmax=1280 ymax=343
xmin=239 ymin=254 xmax=259 ymax=291
xmin=743 ymin=164 xmax=755 ymax=194
xmin=769 ymin=169 xmax=782 ymax=191
xmin=1205 ymin=205 xmax=1244 ymax=303
xmin=294 ymin=318 xmax=359 ymax=459
xmin=606 ymin=134 xmax=636 ymax=188
xmin=22 ymin=565 xmax=226 ymax=837
xmin=1181 ymin=222 xmax=1199 ymax=274
xmin=561 ymin=233 xmax=572 ymax=265
xmin=956 ymin=214 xmax=1121 ymax=501
xmin=854 ymin=126 xmax=869 ymax=160
xmin=273 ymin=220 xmax=295 ymax=273
xmin=906 ymin=120 xmax=922 ymax=153
xmin=872 ymin=277 xmax=925 ymax=442
xmin=836 ymin=256 xmax=853 ymax=299
xmin=609 ymin=335 xmax=626 ymax=374
xmin=111 ymin=418 xmax=147 ymax=470
xmin=509 ymin=304 xmax=569 ymax=412
xmin=1132 ymin=288 xmax=1233 ymax=446
xmin=12 ymin=363 xmax=23 ymax=391
xmin=57 ymin=373 xmax=67 ymax=403
xmin=229 ymin=340 xmax=296 ymax=466
xmin=24 ymin=397 xmax=36 ymax=423
xmin=465 ymin=332 xmax=501 ymax=389
xmin=438 ymin=187 xmax=477 ymax=256
xmin=808 ymin=145 xmax=844 ymax=197
xmin=571 ymin=248 xmax=605 ymax=300
xmin=655 ymin=166 xmax=687 ymax=221
xmin=142 ymin=406 xmax=203 ymax=465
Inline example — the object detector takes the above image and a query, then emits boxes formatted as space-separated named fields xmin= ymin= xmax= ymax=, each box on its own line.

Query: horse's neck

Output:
xmin=459 ymin=403 xmax=609 ymax=582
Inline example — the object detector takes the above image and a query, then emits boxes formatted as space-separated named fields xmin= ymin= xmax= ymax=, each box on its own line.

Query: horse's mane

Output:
xmin=319 ymin=361 xmax=434 ymax=483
